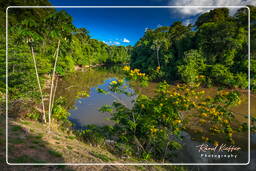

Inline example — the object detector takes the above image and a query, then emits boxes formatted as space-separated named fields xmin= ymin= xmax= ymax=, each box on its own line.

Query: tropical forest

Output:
xmin=0 ymin=0 xmax=256 ymax=171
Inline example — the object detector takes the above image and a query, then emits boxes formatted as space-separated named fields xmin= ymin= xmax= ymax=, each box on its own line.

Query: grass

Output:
xmin=0 ymin=138 xmax=4 ymax=145
xmin=29 ymin=145 xmax=37 ymax=149
xmin=66 ymin=135 xmax=76 ymax=140
xmin=90 ymin=151 xmax=113 ymax=162
xmin=0 ymin=127 xmax=4 ymax=135
xmin=48 ymin=150 xmax=62 ymax=158
xmin=11 ymin=125 xmax=22 ymax=132
xmin=34 ymin=134 xmax=43 ymax=139
xmin=3 ymin=118 xmax=140 ymax=170
xmin=66 ymin=145 xmax=72 ymax=150
xmin=20 ymin=120 xmax=30 ymax=125
xmin=28 ymin=134 xmax=43 ymax=140
xmin=54 ymin=136 xmax=61 ymax=140
xmin=11 ymin=155 xmax=46 ymax=163
xmin=9 ymin=138 xmax=24 ymax=144
xmin=31 ymin=139 xmax=41 ymax=144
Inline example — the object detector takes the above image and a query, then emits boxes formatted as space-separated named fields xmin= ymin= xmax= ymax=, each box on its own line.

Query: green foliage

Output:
xmin=233 ymin=73 xmax=248 ymax=88
xmin=177 ymin=50 xmax=205 ymax=83
xmin=122 ymin=66 xmax=149 ymax=87
xmin=99 ymin=104 xmax=113 ymax=113
xmin=52 ymin=97 xmax=69 ymax=120
xmin=194 ymin=90 xmax=241 ymax=144
xmin=195 ymin=8 xmax=230 ymax=27
xmin=10 ymin=125 xmax=22 ymax=132
xmin=209 ymin=65 xmax=248 ymax=88
xmin=130 ymin=7 xmax=254 ymax=90
xmin=52 ymin=97 xmax=72 ymax=128
xmin=3 ymin=6 xmax=131 ymax=103
xmin=48 ymin=150 xmax=62 ymax=158
xmin=26 ymin=112 xmax=41 ymax=121
xmin=209 ymin=64 xmax=234 ymax=86
xmin=76 ymin=90 xmax=89 ymax=98
xmin=90 ymin=151 xmax=113 ymax=162
xmin=196 ymin=21 xmax=246 ymax=66
xmin=11 ymin=155 xmax=46 ymax=163
xmin=9 ymin=138 xmax=25 ymax=144
xmin=96 ymin=68 xmax=243 ymax=161
xmin=75 ymin=125 xmax=107 ymax=147
xmin=98 ymin=71 xmax=195 ymax=161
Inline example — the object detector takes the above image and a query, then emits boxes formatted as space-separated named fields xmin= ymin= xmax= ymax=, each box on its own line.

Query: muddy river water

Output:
xmin=56 ymin=66 xmax=255 ymax=167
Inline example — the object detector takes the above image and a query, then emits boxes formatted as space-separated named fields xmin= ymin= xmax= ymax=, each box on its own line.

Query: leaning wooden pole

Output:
xmin=48 ymin=40 xmax=61 ymax=131
xmin=30 ymin=43 xmax=47 ymax=123
xmin=51 ymin=76 xmax=59 ymax=112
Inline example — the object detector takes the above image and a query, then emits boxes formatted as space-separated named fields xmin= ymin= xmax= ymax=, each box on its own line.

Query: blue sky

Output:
xmin=48 ymin=0 xmax=255 ymax=46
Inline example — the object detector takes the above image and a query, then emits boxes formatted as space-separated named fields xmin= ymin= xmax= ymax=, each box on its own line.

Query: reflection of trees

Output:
xmin=56 ymin=68 xmax=123 ymax=110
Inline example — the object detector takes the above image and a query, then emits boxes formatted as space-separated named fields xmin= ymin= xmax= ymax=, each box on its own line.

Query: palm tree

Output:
xmin=151 ymin=39 xmax=162 ymax=68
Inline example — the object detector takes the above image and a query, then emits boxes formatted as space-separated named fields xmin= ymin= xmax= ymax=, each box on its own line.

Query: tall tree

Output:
xmin=13 ymin=18 xmax=47 ymax=122
xmin=44 ymin=10 xmax=74 ymax=130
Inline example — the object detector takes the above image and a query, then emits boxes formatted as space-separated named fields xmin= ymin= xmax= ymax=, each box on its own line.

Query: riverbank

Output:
xmin=74 ymin=63 xmax=129 ymax=71
xmin=1 ymin=113 xmax=185 ymax=171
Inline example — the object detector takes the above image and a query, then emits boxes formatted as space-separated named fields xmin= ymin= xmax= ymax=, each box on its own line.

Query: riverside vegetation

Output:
xmin=0 ymin=0 xmax=256 ymax=170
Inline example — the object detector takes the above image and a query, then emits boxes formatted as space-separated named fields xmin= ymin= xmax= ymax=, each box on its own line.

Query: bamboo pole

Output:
xmin=48 ymin=40 xmax=61 ymax=131
xmin=30 ymin=43 xmax=47 ymax=123
xmin=51 ymin=76 xmax=59 ymax=112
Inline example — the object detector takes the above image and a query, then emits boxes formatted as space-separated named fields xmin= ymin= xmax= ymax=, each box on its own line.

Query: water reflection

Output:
xmin=69 ymin=78 xmax=135 ymax=126
xmin=56 ymin=66 xmax=254 ymax=164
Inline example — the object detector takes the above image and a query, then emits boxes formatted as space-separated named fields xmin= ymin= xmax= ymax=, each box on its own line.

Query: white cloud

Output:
xmin=122 ymin=38 xmax=130 ymax=43
xmin=168 ymin=0 xmax=256 ymax=16
xmin=157 ymin=24 xmax=162 ymax=28
xmin=103 ymin=40 xmax=112 ymax=45
xmin=103 ymin=40 xmax=120 ymax=45
xmin=114 ymin=41 xmax=120 ymax=45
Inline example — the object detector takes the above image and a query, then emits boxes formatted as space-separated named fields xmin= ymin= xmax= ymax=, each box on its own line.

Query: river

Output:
xmin=55 ymin=66 xmax=255 ymax=166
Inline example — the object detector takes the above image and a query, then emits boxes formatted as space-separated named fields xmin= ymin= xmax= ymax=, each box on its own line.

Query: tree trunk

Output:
xmin=156 ymin=46 xmax=160 ymax=68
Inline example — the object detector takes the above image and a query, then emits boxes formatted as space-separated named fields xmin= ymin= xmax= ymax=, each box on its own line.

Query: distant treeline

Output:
xmin=131 ymin=7 xmax=256 ymax=90
xmin=0 ymin=1 xmax=255 ymax=100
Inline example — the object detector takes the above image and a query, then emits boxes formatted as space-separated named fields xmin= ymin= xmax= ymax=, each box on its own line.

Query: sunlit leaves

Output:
xmin=99 ymin=104 xmax=113 ymax=113
xmin=96 ymin=88 xmax=109 ymax=94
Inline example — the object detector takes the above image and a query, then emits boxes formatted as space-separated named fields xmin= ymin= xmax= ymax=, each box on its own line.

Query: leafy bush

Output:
xmin=98 ymin=67 xmax=242 ymax=161
xmin=210 ymin=64 xmax=234 ymax=87
xmin=75 ymin=125 xmax=106 ymax=147
xmin=26 ymin=112 xmax=41 ymax=121
xmin=52 ymin=96 xmax=72 ymax=128
xmin=233 ymin=73 xmax=248 ymax=88
xmin=177 ymin=50 xmax=206 ymax=84
xmin=100 ymin=83 xmax=186 ymax=161
xmin=194 ymin=90 xmax=241 ymax=144
xmin=252 ymin=79 xmax=256 ymax=92
xmin=210 ymin=64 xmax=248 ymax=88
